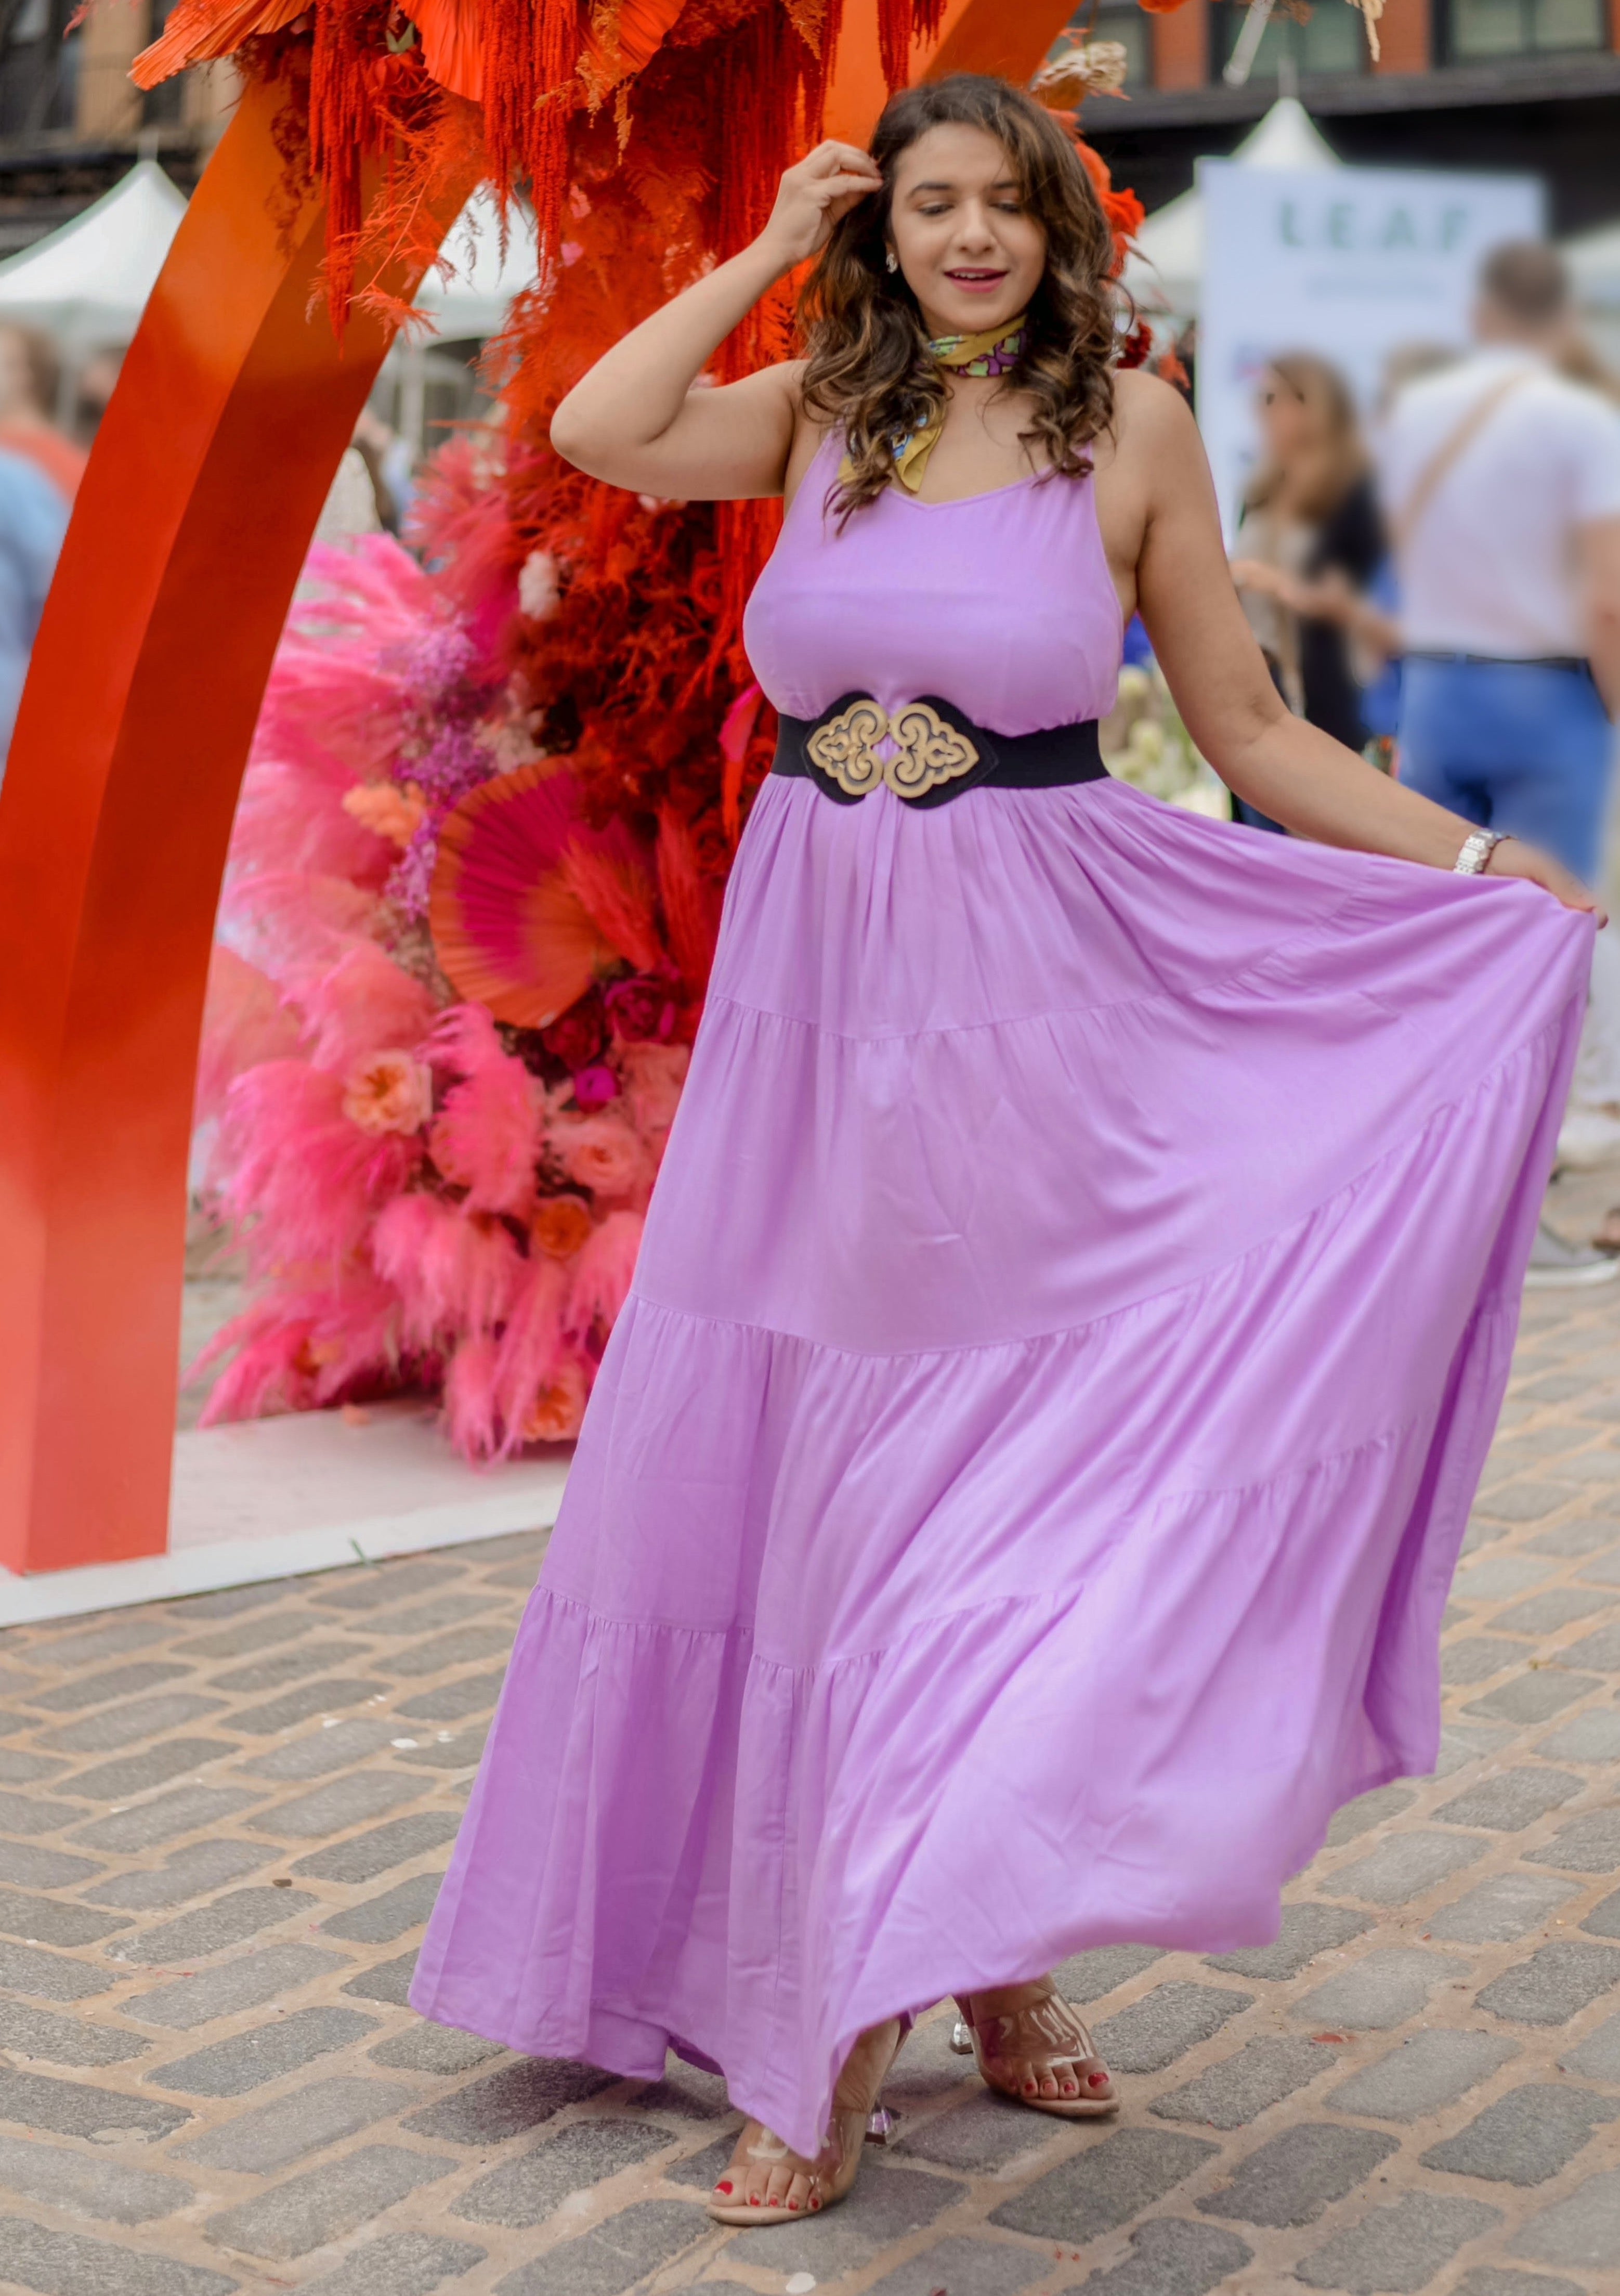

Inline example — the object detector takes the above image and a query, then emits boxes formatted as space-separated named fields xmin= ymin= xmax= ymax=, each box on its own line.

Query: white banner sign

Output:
xmin=1197 ymin=159 xmax=1545 ymax=540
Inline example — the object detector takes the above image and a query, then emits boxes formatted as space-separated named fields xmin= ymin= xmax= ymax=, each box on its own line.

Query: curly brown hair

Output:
xmin=798 ymin=76 xmax=1120 ymax=524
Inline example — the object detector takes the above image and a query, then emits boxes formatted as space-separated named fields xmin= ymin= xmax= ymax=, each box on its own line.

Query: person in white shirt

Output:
xmin=1381 ymin=241 xmax=1620 ymax=890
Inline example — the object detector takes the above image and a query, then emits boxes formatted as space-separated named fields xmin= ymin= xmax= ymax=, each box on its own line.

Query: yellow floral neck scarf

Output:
xmin=838 ymin=313 xmax=1030 ymax=496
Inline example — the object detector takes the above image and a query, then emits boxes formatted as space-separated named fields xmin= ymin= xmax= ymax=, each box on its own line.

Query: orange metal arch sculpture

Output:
xmin=0 ymin=0 xmax=1075 ymax=1575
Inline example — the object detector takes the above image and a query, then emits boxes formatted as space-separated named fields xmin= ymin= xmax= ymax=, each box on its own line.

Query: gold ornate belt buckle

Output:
xmin=805 ymin=697 xmax=979 ymax=800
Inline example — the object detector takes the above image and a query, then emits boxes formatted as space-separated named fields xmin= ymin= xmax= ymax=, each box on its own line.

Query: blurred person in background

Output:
xmin=0 ymin=324 xmax=87 ymax=505
xmin=1229 ymin=353 xmax=1387 ymax=829
xmin=0 ymin=442 xmax=69 ymax=782
xmin=1383 ymin=242 xmax=1620 ymax=1279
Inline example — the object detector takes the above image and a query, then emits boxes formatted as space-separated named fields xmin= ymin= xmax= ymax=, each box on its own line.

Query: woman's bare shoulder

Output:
xmin=1112 ymin=366 xmax=1197 ymax=444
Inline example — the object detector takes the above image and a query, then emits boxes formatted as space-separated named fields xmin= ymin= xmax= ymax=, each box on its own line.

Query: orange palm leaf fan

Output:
xmin=429 ymin=762 xmax=654 ymax=1028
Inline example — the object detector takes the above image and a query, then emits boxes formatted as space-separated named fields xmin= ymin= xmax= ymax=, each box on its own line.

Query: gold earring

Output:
xmin=885 ymin=251 xmax=897 ymax=274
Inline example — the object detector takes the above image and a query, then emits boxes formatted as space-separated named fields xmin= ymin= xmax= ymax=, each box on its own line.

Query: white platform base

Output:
xmin=0 ymin=1401 xmax=569 ymax=1626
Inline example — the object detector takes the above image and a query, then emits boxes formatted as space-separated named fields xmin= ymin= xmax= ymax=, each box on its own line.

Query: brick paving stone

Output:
xmin=1195 ymin=2124 xmax=1399 ymax=2227
xmin=0 ymin=2212 xmax=240 ymax=2295
xmin=311 ymin=1559 xmax=472 ymax=1611
xmin=864 ymin=2233 xmax=1050 ymax=2296
xmin=1294 ymin=1948 xmax=1468 ymax=2031
xmin=27 ymin=1662 xmax=190 ymax=1713
xmin=1477 ymin=1938 xmax=1620 ymax=2023
xmin=0 ymin=2131 xmax=193 ymax=2224
xmin=179 ymin=1612 xmax=311 ymax=1659
xmin=1559 ymin=2010 xmax=1620 ymax=2081
xmin=403 ymin=2055 xmax=615 ymax=2143
xmin=453 ymin=2117 xmax=672 ymax=2225
xmin=108 ymin=1882 xmax=319 ymax=1962
xmin=0 ymin=1788 xmax=85 ymax=1832
xmin=1421 ymin=2080 xmax=1618 ymax=2183
xmin=177 ymin=2074 xmax=418 ymax=2172
xmin=1442 ymin=1637 xmax=1531 ymax=1685
xmin=0 ymin=2067 xmax=190 ymax=2141
xmin=1428 ymin=1872 xmax=1580 ymax=1942
xmin=1066 ymin=2219 xmax=1255 ymax=2295
xmin=0 ymin=1997 xmax=150 ymax=2065
xmin=1326 ymin=2029 xmax=1518 ymax=2121
xmin=80 ymin=1838 xmax=269 ymax=1908
xmin=1151 ymin=2037 xmax=1333 ymax=2129
xmin=1325 ymin=1831 xmax=1488 ymax=1905
xmin=204 ymin=2143 xmax=457 ymax=2261
xmin=1465 ymin=1672 xmax=1599 ymax=1723
xmin=1091 ymin=1981 xmax=1252 ymax=2073
xmin=1533 ymin=1807 xmax=1620 ymax=1872
xmin=1325 ymin=1785 xmax=1417 ymax=1846
xmin=1206 ymin=1903 xmax=1371 ymax=1981
xmin=396 ymin=1669 xmax=508 ymax=1722
xmin=663 ymin=2131 xmax=738 ymax=2192
xmin=990 ymin=2129 xmax=1219 ymax=2243
xmin=1495 ymin=1589 xmax=1613 ymax=1633
xmin=1541 ymin=1708 xmax=1620 ymax=1759
xmin=494 ymin=2198 xmax=711 ymax=2294
xmin=1433 ymin=1769 xmax=1583 ymax=1831
xmin=1452 ymin=1556 xmax=1554 ymax=1601
xmin=1293 ymin=2191 xmax=1502 ymax=2294
xmin=631 ymin=2061 xmax=730 ymax=2118
xmin=369 ymin=2023 xmax=504 ymax=2076
xmin=0 ymin=1883 xmax=129 ymax=1947
xmin=320 ymin=1869 xmax=443 ymax=1943
xmin=41 ymin=1693 xmax=227 ymax=1753
xmin=1454 ymin=2274 xmax=1585 ymax=2296
xmin=1474 ymin=1484 xmax=1578 ymax=1524
xmin=129 ymin=1939 xmax=350 ymax=2029
xmin=1508 ymin=2169 xmax=1620 ymax=2269
xmin=1556 ymin=1620 xmax=1620 ymax=1668
xmin=60 ymin=1736 xmax=239 ymax=1801
xmin=70 ymin=1784 xmax=264 ymax=1852
xmin=342 ymin=1948 xmax=419 ymax=2005
xmin=210 ymin=1641 xmax=374 ymax=1696
xmin=0 ymin=1748 xmax=69 ymax=1782
xmin=301 ymin=2230 xmax=488 ymax=2295
xmin=1052 ymin=1943 xmax=1164 ymax=1999
xmin=236 ymin=1717 xmax=399 ymax=1779
xmin=230 ymin=1678 xmax=389 ymax=1732
xmin=354 ymin=1596 xmax=501 ymax=1639
xmin=392 ymin=1624 xmax=515 ymax=1675
xmin=292 ymin=1808 xmax=461 ymax=1882
xmin=30 ymin=1618 xmax=169 ymax=1665
xmin=0 ymin=1937 xmax=116 ymax=2000
xmin=151 ymin=2004 xmax=381 ymax=2095
xmin=167 ymin=1581 xmax=290 ymax=1620
xmin=393 ymin=1726 xmax=490 ymax=1770
xmin=727 ymin=2160 xmax=966 ymax=2277
xmin=252 ymin=1768 xmax=425 ymax=1836
xmin=895 ymin=2087 xmax=1055 ymax=2170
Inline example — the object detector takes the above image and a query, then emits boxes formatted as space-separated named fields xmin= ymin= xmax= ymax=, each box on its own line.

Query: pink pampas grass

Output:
xmin=195 ymin=948 xmax=303 ymax=1125
xmin=294 ymin=941 xmax=441 ymax=1073
xmin=427 ymin=1005 xmax=541 ymax=1216
xmin=216 ymin=1062 xmax=422 ymax=1275
xmin=193 ymin=1270 xmax=403 ymax=1426
xmin=371 ymin=1191 xmax=525 ymax=1349
xmin=492 ymin=1252 xmax=568 ymax=1455
xmin=444 ymin=1332 xmax=502 ymax=1460
xmin=565 ymin=1209 xmax=643 ymax=1342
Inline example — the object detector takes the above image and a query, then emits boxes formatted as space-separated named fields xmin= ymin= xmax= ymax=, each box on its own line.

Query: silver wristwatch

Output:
xmin=1453 ymin=829 xmax=1507 ymax=876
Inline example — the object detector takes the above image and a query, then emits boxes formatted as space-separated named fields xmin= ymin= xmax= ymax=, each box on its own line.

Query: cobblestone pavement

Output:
xmin=2 ymin=1186 xmax=1619 ymax=2295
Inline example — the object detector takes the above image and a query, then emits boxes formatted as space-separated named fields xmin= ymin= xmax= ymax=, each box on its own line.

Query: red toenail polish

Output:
xmin=716 ymin=2182 xmax=733 ymax=2195
xmin=749 ymin=2197 xmax=760 ymax=2206
xmin=789 ymin=2201 xmax=799 ymax=2211
xmin=1088 ymin=2072 xmax=1108 ymax=2087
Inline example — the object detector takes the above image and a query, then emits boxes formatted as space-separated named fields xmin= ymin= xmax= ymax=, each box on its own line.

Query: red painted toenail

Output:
xmin=716 ymin=2181 xmax=733 ymax=2195
xmin=789 ymin=2201 xmax=800 ymax=2211
xmin=1088 ymin=2072 xmax=1109 ymax=2088
xmin=749 ymin=2197 xmax=760 ymax=2206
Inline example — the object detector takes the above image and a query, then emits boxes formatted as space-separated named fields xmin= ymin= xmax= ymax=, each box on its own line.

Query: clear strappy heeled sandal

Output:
xmin=952 ymin=1978 xmax=1119 ymax=2120
xmin=707 ymin=2016 xmax=907 ymax=2227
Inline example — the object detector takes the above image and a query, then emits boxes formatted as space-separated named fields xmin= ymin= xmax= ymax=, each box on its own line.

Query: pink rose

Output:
xmin=572 ymin=1064 xmax=619 ymax=1111
xmin=540 ymin=993 xmax=606 ymax=1074
xmin=605 ymin=973 xmax=677 ymax=1044
xmin=342 ymin=1050 xmax=433 ymax=1135
xmin=617 ymin=1041 xmax=689 ymax=1154
xmin=555 ymin=1114 xmax=651 ymax=1203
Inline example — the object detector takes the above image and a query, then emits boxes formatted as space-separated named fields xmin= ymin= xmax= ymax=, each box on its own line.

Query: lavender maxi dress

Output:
xmin=412 ymin=440 xmax=1595 ymax=2155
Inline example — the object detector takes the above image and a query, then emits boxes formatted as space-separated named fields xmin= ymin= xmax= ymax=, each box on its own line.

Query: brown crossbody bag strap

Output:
xmin=1392 ymin=371 xmax=1530 ymax=559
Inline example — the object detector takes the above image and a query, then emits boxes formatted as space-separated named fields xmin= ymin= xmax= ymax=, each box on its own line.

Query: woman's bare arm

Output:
xmin=1121 ymin=377 xmax=1596 ymax=913
xmin=550 ymin=141 xmax=882 ymax=501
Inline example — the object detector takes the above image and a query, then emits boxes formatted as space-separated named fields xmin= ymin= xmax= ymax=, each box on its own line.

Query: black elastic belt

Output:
xmin=773 ymin=691 xmax=1107 ymax=809
xmin=1408 ymin=651 xmax=1590 ymax=676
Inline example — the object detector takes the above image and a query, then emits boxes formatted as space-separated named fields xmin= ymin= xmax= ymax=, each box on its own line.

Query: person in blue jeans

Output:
xmin=0 ymin=440 xmax=68 ymax=784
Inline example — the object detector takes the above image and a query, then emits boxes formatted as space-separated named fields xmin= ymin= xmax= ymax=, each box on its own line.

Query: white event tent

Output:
xmin=1121 ymin=96 xmax=1340 ymax=325
xmin=0 ymin=159 xmax=187 ymax=353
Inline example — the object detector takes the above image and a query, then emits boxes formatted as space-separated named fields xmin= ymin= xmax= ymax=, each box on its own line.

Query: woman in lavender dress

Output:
xmin=411 ymin=77 xmax=1597 ymax=2227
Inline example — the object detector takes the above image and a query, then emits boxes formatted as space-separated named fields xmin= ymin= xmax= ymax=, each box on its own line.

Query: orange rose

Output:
xmin=555 ymin=1115 xmax=651 ymax=1202
xmin=522 ymin=1358 xmax=588 ymax=1443
xmin=342 ymin=1049 xmax=433 ymax=1135
xmin=342 ymin=780 xmax=427 ymax=848
xmin=531 ymin=1194 xmax=595 ymax=1260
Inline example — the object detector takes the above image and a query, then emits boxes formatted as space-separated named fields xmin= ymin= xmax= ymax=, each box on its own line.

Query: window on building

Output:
xmin=1210 ymin=0 xmax=1367 ymax=80
xmin=1049 ymin=2 xmax=1155 ymax=94
xmin=1444 ymin=0 xmax=1606 ymax=58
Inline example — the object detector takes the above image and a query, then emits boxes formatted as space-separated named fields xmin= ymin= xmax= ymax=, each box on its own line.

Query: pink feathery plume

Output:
xmin=444 ymin=1332 xmax=503 ymax=1461
xmin=194 ymin=947 xmax=303 ymax=1125
xmin=565 ymin=1209 xmax=644 ymax=1342
xmin=292 ymin=941 xmax=441 ymax=1073
xmin=215 ymin=1062 xmax=422 ymax=1275
xmin=193 ymin=1272 xmax=403 ymax=1425
xmin=491 ymin=1253 xmax=569 ymax=1456
xmin=656 ymin=806 xmax=723 ymax=998
xmin=220 ymin=870 xmax=382 ymax=982
xmin=557 ymin=840 xmax=666 ymax=975
xmin=256 ymin=537 xmax=443 ymax=773
xmin=370 ymin=1191 xmax=524 ymax=1348
xmin=427 ymin=1004 xmax=541 ymax=1216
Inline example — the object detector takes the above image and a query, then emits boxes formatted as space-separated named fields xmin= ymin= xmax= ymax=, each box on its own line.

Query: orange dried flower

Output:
xmin=531 ymin=1194 xmax=595 ymax=1260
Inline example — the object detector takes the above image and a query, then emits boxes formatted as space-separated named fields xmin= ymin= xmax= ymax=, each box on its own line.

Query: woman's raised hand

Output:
xmin=758 ymin=142 xmax=885 ymax=271
xmin=1485 ymin=836 xmax=1605 ymax=922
